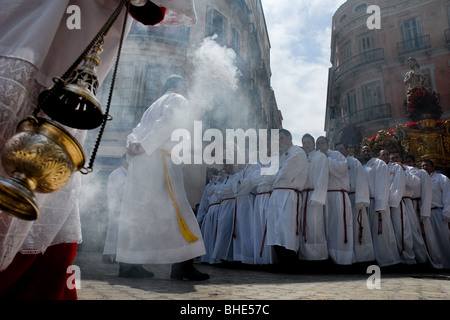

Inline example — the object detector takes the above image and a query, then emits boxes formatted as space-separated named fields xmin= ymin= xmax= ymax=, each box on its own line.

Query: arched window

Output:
xmin=354 ymin=3 xmax=367 ymax=13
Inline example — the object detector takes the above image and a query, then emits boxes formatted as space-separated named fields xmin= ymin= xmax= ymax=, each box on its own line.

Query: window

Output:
xmin=230 ymin=28 xmax=240 ymax=55
xmin=447 ymin=6 xmax=450 ymax=26
xmin=358 ymin=32 xmax=377 ymax=63
xmin=206 ymin=7 xmax=227 ymax=46
xmin=400 ymin=16 xmax=424 ymax=50
xmin=346 ymin=90 xmax=358 ymax=115
xmin=358 ymin=33 xmax=374 ymax=52
xmin=354 ymin=3 xmax=368 ymax=13
xmin=361 ymin=81 xmax=382 ymax=107
xmin=340 ymin=41 xmax=352 ymax=63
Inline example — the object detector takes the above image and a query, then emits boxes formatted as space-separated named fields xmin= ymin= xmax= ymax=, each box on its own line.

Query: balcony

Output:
xmin=397 ymin=34 xmax=431 ymax=56
xmin=335 ymin=103 xmax=392 ymax=133
xmin=332 ymin=48 xmax=385 ymax=84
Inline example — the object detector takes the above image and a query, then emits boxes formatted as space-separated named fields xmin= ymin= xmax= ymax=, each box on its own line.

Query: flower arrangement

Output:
xmin=341 ymin=123 xmax=363 ymax=146
xmin=407 ymin=86 xmax=442 ymax=121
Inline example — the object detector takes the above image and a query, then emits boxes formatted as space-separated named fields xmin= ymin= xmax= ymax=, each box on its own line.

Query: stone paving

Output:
xmin=73 ymin=250 xmax=450 ymax=301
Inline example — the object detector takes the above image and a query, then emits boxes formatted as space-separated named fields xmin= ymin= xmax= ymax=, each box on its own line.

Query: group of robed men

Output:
xmin=196 ymin=130 xmax=450 ymax=271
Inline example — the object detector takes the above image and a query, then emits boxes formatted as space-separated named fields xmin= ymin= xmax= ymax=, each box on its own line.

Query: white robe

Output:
xmin=0 ymin=0 xmax=138 ymax=270
xmin=324 ymin=150 xmax=353 ymax=265
xmin=346 ymin=155 xmax=374 ymax=263
xmin=103 ymin=165 xmax=127 ymax=256
xmin=0 ymin=0 xmax=197 ymax=271
xmin=398 ymin=166 xmax=429 ymax=264
xmin=409 ymin=168 xmax=443 ymax=269
xmin=232 ymin=164 xmax=258 ymax=264
xmin=388 ymin=163 xmax=416 ymax=264
xmin=252 ymin=165 xmax=277 ymax=265
xmin=266 ymin=145 xmax=308 ymax=252
xmin=363 ymin=158 xmax=401 ymax=267
xmin=212 ymin=172 xmax=240 ymax=261
xmin=198 ymin=179 xmax=221 ymax=264
xmin=298 ymin=150 xmax=328 ymax=261
xmin=429 ymin=172 xmax=450 ymax=268
xmin=116 ymin=92 xmax=205 ymax=264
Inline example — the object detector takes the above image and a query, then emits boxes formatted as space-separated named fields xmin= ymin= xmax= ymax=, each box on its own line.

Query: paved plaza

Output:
xmin=73 ymin=249 xmax=450 ymax=301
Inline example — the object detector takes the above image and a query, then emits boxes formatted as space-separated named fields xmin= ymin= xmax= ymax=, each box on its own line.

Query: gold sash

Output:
xmin=160 ymin=150 xmax=198 ymax=243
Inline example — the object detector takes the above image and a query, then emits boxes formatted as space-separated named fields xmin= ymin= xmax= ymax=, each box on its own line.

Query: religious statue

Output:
xmin=403 ymin=57 xmax=441 ymax=121
xmin=404 ymin=57 xmax=429 ymax=103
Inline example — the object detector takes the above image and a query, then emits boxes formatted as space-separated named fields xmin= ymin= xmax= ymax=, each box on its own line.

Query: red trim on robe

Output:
xmin=0 ymin=243 xmax=78 ymax=300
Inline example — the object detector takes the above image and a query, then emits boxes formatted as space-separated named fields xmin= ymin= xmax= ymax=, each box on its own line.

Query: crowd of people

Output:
xmin=196 ymin=130 xmax=450 ymax=272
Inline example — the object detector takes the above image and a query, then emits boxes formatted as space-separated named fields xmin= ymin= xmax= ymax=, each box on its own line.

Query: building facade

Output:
xmin=80 ymin=0 xmax=281 ymax=250
xmin=325 ymin=0 xmax=450 ymax=146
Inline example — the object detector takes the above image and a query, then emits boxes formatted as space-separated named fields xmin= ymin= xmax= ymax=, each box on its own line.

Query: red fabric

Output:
xmin=0 ymin=243 xmax=78 ymax=300
xmin=129 ymin=1 xmax=166 ymax=26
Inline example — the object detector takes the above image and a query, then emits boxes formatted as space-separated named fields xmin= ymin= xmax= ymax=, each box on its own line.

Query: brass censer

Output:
xmin=0 ymin=0 xmax=130 ymax=220
xmin=0 ymin=116 xmax=86 ymax=220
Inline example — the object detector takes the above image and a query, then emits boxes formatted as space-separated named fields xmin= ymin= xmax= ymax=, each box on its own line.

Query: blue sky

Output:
xmin=261 ymin=0 xmax=347 ymax=145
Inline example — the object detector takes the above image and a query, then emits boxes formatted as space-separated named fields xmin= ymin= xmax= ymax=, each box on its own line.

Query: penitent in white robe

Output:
xmin=346 ymin=155 xmax=374 ymax=263
xmin=429 ymin=172 xmax=450 ymax=268
xmin=363 ymin=158 xmax=401 ymax=267
xmin=252 ymin=164 xmax=277 ymax=265
xmin=409 ymin=168 xmax=443 ymax=269
xmin=388 ymin=162 xmax=415 ymax=264
xmin=116 ymin=92 xmax=205 ymax=264
xmin=298 ymin=150 xmax=328 ymax=261
xmin=232 ymin=164 xmax=258 ymax=264
xmin=212 ymin=172 xmax=240 ymax=261
xmin=198 ymin=178 xmax=223 ymax=264
xmin=266 ymin=145 xmax=308 ymax=252
xmin=398 ymin=166 xmax=429 ymax=264
xmin=324 ymin=149 xmax=353 ymax=265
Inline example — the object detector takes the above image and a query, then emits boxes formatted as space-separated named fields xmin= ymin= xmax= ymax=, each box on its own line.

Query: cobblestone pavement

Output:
xmin=72 ymin=250 xmax=450 ymax=301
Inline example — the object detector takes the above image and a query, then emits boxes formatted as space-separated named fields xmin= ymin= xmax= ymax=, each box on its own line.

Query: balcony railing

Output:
xmin=397 ymin=34 xmax=431 ymax=56
xmin=445 ymin=29 xmax=450 ymax=45
xmin=333 ymin=48 xmax=385 ymax=84
xmin=335 ymin=103 xmax=392 ymax=132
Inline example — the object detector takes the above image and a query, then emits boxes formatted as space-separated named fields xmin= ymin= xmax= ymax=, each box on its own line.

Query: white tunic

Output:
xmin=251 ymin=164 xmax=277 ymax=265
xmin=103 ymin=165 xmax=127 ymax=256
xmin=266 ymin=145 xmax=308 ymax=252
xmin=387 ymin=162 xmax=415 ymax=264
xmin=116 ymin=92 xmax=205 ymax=264
xmin=398 ymin=166 xmax=429 ymax=264
xmin=346 ymin=155 xmax=374 ymax=263
xmin=409 ymin=167 xmax=443 ymax=269
xmin=232 ymin=164 xmax=258 ymax=264
xmin=0 ymin=0 xmax=198 ymax=270
xmin=0 ymin=0 xmax=137 ymax=270
xmin=429 ymin=171 xmax=450 ymax=268
xmin=212 ymin=172 xmax=240 ymax=261
xmin=324 ymin=149 xmax=353 ymax=265
xmin=363 ymin=157 xmax=401 ymax=267
xmin=198 ymin=179 xmax=222 ymax=264
xmin=298 ymin=150 xmax=328 ymax=261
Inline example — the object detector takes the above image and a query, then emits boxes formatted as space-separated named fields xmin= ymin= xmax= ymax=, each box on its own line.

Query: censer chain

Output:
xmin=33 ymin=0 xmax=131 ymax=117
xmin=86 ymin=1 xmax=130 ymax=173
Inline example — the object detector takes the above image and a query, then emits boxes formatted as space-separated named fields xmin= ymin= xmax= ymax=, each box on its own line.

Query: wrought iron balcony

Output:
xmin=334 ymin=103 xmax=392 ymax=133
xmin=332 ymin=48 xmax=385 ymax=84
xmin=397 ymin=34 xmax=431 ymax=56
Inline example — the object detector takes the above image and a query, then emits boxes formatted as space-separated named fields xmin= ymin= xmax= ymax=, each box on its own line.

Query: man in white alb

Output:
xmin=266 ymin=129 xmax=308 ymax=270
